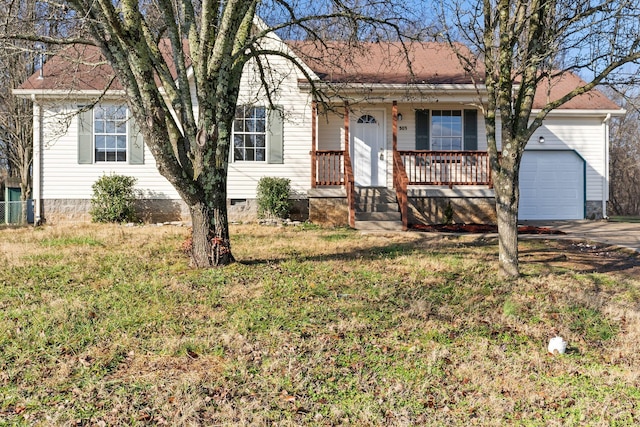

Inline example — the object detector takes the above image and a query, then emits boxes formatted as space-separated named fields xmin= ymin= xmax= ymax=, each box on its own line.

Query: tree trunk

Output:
xmin=189 ymin=199 xmax=235 ymax=268
xmin=493 ymin=164 xmax=520 ymax=277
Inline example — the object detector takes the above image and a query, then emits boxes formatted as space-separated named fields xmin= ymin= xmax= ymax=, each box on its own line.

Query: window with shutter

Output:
xmin=77 ymin=104 xmax=144 ymax=165
xmin=415 ymin=109 xmax=478 ymax=151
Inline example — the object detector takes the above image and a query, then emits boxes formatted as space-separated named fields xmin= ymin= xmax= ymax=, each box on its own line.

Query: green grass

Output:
xmin=0 ymin=223 xmax=639 ymax=425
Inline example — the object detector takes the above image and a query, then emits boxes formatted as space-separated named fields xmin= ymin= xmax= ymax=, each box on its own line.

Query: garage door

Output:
xmin=519 ymin=151 xmax=585 ymax=220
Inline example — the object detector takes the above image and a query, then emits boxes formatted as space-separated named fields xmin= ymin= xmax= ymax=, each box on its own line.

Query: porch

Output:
xmin=309 ymin=102 xmax=496 ymax=230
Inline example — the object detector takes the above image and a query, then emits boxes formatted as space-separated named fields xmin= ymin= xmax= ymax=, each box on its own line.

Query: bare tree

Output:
xmin=609 ymin=92 xmax=640 ymax=216
xmin=4 ymin=0 xmax=417 ymax=266
xmin=0 ymin=0 xmax=36 ymax=223
xmin=439 ymin=0 xmax=640 ymax=276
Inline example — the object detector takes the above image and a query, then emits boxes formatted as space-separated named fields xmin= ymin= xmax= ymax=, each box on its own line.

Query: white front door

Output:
xmin=351 ymin=110 xmax=386 ymax=186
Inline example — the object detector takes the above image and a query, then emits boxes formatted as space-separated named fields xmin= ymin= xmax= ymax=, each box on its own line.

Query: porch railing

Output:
xmin=398 ymin=150 xmax=493 ymax=187
xmin=314 ymin=150 xmax=345 ymax=186
xmin=393 ymin=150 xmax=409 ymax=231
xmin=344 ymin=152 xmax=356 ymax=228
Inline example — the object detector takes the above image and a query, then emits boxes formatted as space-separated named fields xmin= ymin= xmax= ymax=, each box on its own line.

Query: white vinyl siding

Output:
xmin=39 ymin=103 xmax=180 ymax=200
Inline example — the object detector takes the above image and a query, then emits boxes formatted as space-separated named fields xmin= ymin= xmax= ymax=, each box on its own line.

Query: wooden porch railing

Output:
xmin=313 ymin=150 xmax=345 ymax=186
xmin=344 ymin=152 xmax=356 ymax=228
xmin=393 ymin=150 xmax=409 ymax=231
xmin=398 ymin=150 xmax=493 ymax=187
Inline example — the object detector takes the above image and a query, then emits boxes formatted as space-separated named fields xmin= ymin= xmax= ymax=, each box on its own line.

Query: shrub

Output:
xmin=90 ymin=174 xmax=138 ymax=223
xmin=256 ymin=177 xmax=291 ymax=219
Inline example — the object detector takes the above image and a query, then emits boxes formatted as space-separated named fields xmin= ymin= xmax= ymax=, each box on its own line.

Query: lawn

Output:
xmin=1 ymin=223 xmax=639 ymax=426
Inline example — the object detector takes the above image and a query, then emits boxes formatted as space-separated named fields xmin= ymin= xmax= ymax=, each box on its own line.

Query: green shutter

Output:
xmin=267 ymin=107 xmax=284 ymax=164
xmin=129 ymin=116 xmax=144 ymax=164
xmin=415 ymin=109 xmax=430 ymax=150
xmin=78 ymin=108 xmax=93 ymax=164
xmin=463 ymin=109 xmax=478 ymax=151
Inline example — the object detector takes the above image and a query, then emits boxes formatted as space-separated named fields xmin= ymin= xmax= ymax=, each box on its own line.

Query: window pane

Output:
xmin=247 ymin=119 xmax=257 ymax=133
xmin=232 ymin=105 xmax=266 ymax=161
xmin=254 ymin=107 xmax=266 ymax=119
xmin=431 ymin=110 xmax=463 ymax=151
xmin=94 ymin=104 xmax=129 ymax=162
xmin=234 ymin=135 xmax=243 ymax=147
xmin=116 ymin=121 xmax=127 ymax=133
xmin=245 ymin=135 xmax=255 ymax=148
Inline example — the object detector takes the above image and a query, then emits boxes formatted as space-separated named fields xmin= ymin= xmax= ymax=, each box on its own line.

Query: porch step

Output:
xmin=355 ymin=211 xmax=401 ymax=222
xmin=353 ymin=187 xmax=404 ymax=231
xmin=354 ymin=202 xmax=399 ymax=212
xmin=354 ymin=220 xmax=405 ymax=232
xmin=354 ymin=187 xmax=397 ymax=204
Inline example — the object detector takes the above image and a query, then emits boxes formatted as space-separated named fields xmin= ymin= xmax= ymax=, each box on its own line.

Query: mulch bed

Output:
xmin=411 ymin=223 xmax=566 ymax=235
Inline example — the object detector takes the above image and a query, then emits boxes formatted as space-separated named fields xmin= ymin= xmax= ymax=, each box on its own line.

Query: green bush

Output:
xmin=90 ymin=174 xmax=138 ymax=223
xmin=256 ymin=177 xmax=291 ymax=219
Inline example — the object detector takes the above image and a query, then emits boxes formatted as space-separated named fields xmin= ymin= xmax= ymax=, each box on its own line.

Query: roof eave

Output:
xmin=13 ymin=88 xmax=128 ymax=99
xmin=534 ymin=108 xmax=626 ymax=117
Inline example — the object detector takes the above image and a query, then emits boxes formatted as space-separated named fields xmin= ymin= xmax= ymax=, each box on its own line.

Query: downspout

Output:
xmin=32 ymin=94 xmax=43 ymax=226
xmin=602 ymin=113 xmax=611 ymax=220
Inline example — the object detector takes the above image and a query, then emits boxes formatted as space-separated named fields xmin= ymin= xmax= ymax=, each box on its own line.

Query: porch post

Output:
xmin=392 ymin=100 xmax=398 ymax=187
xmin=344 ymin=101 xmax=350 ymax=155
xmin=392 ymin=101 xmax=398 ymax=153
xmin=311 ymin=100 xmax=317 ymax=188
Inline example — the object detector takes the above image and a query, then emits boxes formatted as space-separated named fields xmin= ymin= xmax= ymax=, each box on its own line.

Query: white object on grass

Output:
xmin=548 ymin=336 xmax=567 ymax=354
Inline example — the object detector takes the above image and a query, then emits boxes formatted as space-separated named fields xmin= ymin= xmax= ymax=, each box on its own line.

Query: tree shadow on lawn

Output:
xmin=519 ymin=239 xmax=640 ymax=276
xmin=240 ymin=232 xmax=640 ymax=277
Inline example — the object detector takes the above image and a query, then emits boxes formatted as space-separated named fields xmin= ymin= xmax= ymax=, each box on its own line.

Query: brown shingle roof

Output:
xmin=20 ymin=40 xmax=620 ymax=111
xmin=20 ymin=44 xmax=121 ymax=91
xmin=532 ymin=72 xmax=620 ymax=110
xmin=289 ymin=41 xmax=483 ymax=85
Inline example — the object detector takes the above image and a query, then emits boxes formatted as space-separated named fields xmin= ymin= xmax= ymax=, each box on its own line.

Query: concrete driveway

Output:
xmin=520 ymin=220 xmax=640 ymax=253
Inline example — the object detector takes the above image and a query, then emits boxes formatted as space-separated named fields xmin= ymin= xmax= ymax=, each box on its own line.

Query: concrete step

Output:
xmin=354 ymin=187 xmax=397 ymax=204
xmin=355 ymin=211 xmax=402 ymax=222
xmin=354 ymin=202 xmax=399 ymax=213
xmin=355 ymin=220 xmax=404 ymax=231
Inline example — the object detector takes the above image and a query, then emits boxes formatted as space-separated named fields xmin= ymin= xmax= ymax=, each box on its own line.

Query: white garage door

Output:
xmin=519 ymin=151 xmax=585 ymax=220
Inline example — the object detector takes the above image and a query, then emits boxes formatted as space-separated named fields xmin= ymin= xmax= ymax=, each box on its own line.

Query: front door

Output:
xmin=351 ymin=110 xmax=386 ymax=186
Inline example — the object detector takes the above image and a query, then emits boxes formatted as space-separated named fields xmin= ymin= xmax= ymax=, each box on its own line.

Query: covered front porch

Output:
xmin=308 ymin=102 xmax=496 ymax=230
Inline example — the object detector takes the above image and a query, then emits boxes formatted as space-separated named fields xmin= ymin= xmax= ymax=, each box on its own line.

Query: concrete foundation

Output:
xmin=41 ymin=197 xmax=309 ymax=224
xmin=586 ymin=201 xmax=604 ymax=220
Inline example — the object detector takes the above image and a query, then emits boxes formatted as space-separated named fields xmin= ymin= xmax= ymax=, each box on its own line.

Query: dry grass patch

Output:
xmin=1 ymin=223 xmax=639 ymax=425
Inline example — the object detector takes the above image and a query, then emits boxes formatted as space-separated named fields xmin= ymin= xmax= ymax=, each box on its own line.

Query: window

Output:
xmin=78 ymin=104 xmax=144 ymax=165
xmin=94 ymin=105 xmax=128 ymax=162
xmin=357 ymin=115 xmax=377 ymax=124
xmin=415 ymin=109 xmax=477 ymax=151
xmin=431 ymin=110 xmax=462 ymax=151
xmin=233 ymin=106 xmax=267 ymax=161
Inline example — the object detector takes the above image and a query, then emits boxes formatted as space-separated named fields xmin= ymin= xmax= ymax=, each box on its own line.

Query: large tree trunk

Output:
xmin=492 ymin=144 xmax=523 ymax=277
xmin=190 ymin=199 xmax=234 ymax=268
xmin=494 ymin=169 xmax=520 ymax=277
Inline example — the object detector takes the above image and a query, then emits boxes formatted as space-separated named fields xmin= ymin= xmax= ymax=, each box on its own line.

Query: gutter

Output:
xmin=602 ymin=113 xmax=612 ymax=220
xmin=32 ymin=94 xmax=43 ymax=226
